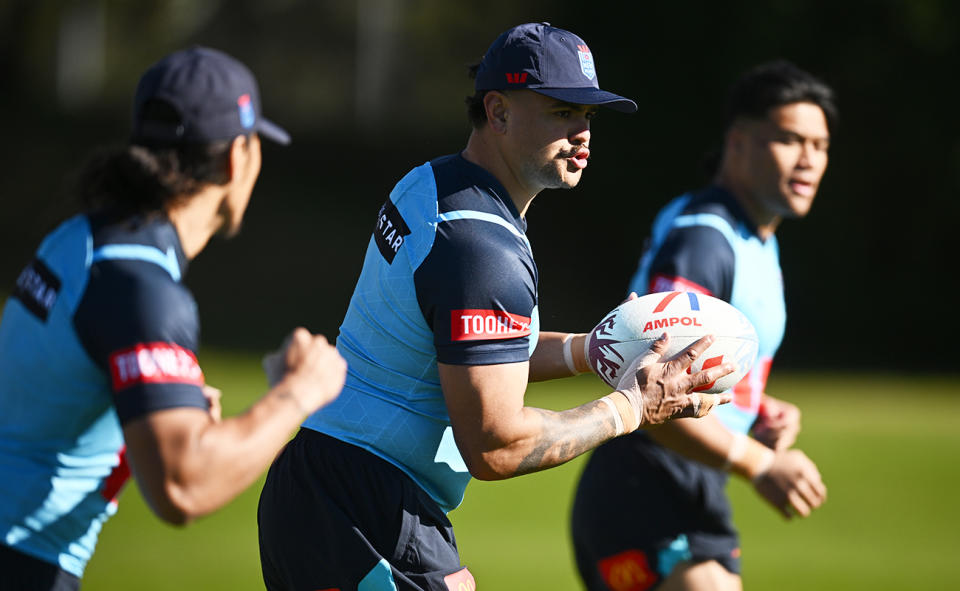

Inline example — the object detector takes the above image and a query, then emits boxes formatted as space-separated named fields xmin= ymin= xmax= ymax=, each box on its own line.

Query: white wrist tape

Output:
xmin=562 ymin=333 xmax=578 ymax=375
xmin=626 ymin=391 xmax=642 ymax=430
xmin=751 ymin=448 xmax=776 ymax=483
xmin=583 ymin=333 xmax=592 ymax=374
xmin=599 ymin=396 xmax=624 ymax=437
xmin=723 ymin=433 xmax=777 ymax=481
xmin=722 ymin=433 xmax=749 ymax=472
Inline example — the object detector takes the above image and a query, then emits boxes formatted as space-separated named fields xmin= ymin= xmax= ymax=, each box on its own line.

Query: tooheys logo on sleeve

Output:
xmin=374 ymin=199 xmax=411 ymax=264
xmin=451 ymin=309 xmax=531 ymax=341
xmin=108 ymin=342 xmax=205 ymax=391
xmin=11 ymin=258 xmax=61 ymax=322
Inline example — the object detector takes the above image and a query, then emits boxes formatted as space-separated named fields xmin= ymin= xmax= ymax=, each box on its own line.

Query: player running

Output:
xmin=257 ymin=23 xmax=736 ymax=591
xmin=571 ymin=60 xmax=835 ymax=591
xmin=0 ymin=47 xmax=346 ymax=590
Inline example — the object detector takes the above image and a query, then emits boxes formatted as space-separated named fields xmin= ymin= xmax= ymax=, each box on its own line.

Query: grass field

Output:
xmin=81 ymin=349 xmax=960 ymax=590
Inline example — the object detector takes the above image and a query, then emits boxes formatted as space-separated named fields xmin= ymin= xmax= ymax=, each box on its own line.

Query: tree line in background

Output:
xmin=1 ymin=0 xmax=957 ymax=369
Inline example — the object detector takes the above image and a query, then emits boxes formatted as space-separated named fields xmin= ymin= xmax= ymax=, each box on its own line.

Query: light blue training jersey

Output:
xmin=0 ymin=213 xmax=207 ymax=576
xmin=628 ymin=186 xmax=786 ymax=434
xmin=303 ymin=154 xmax=541 ymax=512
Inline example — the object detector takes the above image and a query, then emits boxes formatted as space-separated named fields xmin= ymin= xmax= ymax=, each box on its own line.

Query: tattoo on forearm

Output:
xmin=512 ymin=400 xmax=617 ymax=477
xmin=273 ymin=389 xmax=306 ymax=414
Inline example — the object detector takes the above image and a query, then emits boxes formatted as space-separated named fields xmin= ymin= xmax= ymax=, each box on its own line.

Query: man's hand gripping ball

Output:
xmin=615 ymin=333 xmax=735 ymax=430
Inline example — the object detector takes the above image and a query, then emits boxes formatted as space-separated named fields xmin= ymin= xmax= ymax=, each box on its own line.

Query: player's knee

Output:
xmin=660 ymin=560 xmax=741 ymax=591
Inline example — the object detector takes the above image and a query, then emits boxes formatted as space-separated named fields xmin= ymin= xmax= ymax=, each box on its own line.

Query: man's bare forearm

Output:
xmin=528 ymin=332 xmax=590 ymax=382
xmin=510 ymin=399 xmax=618 ymax=476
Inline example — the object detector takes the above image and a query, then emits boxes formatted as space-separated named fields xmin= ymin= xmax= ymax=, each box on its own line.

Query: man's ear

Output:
xmin=484 ymin=91 xmax=509 ymax=134
xmin=724 ymin=124 xmax=746 ymax=157
xmin=226 ymin=134 xmax=249 ymax=182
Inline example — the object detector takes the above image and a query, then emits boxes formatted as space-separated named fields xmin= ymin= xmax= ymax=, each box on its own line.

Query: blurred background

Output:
xmin=2 ymin=2 xmax=959 ymax=590
xmin=3 ymin=0 xmax=959 ymax=369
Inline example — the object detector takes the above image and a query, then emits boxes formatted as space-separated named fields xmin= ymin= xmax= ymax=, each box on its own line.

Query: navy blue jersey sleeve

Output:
xmin=648 ymin=226 xmax=735 ymax=300
xmin=74 ymin=259 xmax=208 ymax=424
xmin=415 ymin=218 xmax=536 ymax=366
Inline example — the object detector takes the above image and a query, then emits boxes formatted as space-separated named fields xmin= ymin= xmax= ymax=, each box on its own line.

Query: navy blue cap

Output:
xmin=475 ymin=23 xmax=637 ymax=113
xmin=131 ymin=47 xmax=290 ymax=146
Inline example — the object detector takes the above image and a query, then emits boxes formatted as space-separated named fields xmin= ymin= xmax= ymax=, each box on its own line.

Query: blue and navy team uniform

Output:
xmin=571 ymin=186 xmax=786 ymax=591
xmin=0 ymin=212 xmax=209 ymax=587
xmin=258 ymin=154 xmax=540 ymax=591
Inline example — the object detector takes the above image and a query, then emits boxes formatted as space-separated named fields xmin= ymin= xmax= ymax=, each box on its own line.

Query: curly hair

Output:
xmin=77 ymin=99 xmax=234 ymax=217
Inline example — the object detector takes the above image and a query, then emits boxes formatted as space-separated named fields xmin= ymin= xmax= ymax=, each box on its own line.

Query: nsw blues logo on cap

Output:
xmin=577 ymin=44 xmax=596 ymax=81
xmin=237 ymin=94 xmax=255 ymax=129
xmin=473 ymin=23 xmax=637 ymax=113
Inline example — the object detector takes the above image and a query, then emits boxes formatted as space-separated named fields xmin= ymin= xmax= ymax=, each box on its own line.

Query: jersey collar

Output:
xmin=454 ymin=152 xmax=528 ymax=234
xmin=705 ymin=184 xmax=761 ymax=238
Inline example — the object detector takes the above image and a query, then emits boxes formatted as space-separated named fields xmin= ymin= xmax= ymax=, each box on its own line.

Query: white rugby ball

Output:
xmin=586 ymin=291 xmax=759 ymax=393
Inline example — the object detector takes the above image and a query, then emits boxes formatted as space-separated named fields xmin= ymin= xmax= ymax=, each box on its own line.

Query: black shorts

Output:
xmin=571 ymin=432 xmax=740 ymax=591
xmin=0 ymin=543 xmax=80 ymax=591
xmin=257 ymin=428 xmax=475 ymax=591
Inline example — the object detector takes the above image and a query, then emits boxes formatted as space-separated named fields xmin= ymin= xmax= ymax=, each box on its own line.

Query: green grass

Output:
xmin=82 ymin=351 xmax=960 ymax=590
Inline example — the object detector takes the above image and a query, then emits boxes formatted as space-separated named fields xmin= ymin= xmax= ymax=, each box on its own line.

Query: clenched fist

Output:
xmin=263 ymin=327 xmax=347 ymax=415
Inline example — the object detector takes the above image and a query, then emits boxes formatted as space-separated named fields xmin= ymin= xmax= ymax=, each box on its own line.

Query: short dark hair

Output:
xmin=723 ymin=60 xmax=838 ymax=133
xmin=77 ymin=99 xmax=234 ymax=217
xmin=465 ymin=62 xmax=490 ymax=128
xmin=702 ymin=60 xmax=838 ymax=177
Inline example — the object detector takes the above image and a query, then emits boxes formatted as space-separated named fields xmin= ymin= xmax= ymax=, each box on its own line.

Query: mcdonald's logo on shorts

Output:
xmin=443 ymin=567 xmax=476 ymax=591
xmin=597 ymin=549 xmax=658 ymax=591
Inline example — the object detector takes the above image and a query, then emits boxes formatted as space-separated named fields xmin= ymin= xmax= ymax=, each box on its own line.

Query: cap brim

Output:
xmin=257 ymin=117 xmax=291 ymax=145
xmin=533 ymin=88 xmax=638 ymax=113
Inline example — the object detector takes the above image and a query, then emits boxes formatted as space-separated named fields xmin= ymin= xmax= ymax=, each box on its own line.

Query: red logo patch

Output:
xmin=109 ymin=342 xmax=204 ymax=391
xmin=598 ymin=550 xmax=658 ymax=591
xmin=450 ymin=309 xmax=531 ymax=341
xmin=101 ymin=446 xmax=130 ymax=503
xmin=443 ymin=568 xmax=476 ymax=591
xmin=732 ymin=356 xmax=772 ymax=409
xmin=505 ymin=72 xmax=528 ymax=84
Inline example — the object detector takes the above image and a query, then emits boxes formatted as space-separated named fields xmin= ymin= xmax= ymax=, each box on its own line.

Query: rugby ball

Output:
xmin=586 ymin=291 xmax=759 ymax=393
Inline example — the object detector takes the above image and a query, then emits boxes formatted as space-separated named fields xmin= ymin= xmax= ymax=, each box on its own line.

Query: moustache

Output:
xmin=557 ymin=146 xmax=589 ymax=159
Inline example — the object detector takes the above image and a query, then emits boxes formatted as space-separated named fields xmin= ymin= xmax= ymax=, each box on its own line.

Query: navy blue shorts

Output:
xmin=258 ymin=428 xmax=475 ymax=591
xmin=0 ymin=543 xmax=80 ymax=591
xmin=571 ymin=432 xmax=740 ymax=591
